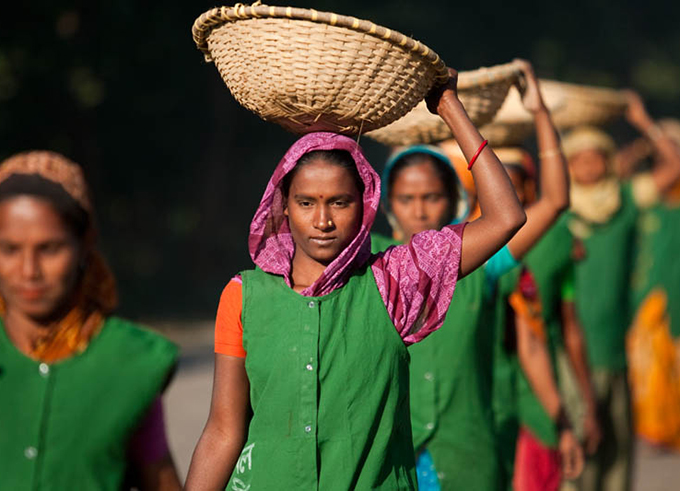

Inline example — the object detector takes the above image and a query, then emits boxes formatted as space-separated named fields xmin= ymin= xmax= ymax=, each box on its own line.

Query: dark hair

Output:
xmin=0 ymin=174 xmax=90 ymax=240
xmin=387 ymin=152 xmax=459 ymax=216
xmin=281 ymin=150 xmax=364 ymax=198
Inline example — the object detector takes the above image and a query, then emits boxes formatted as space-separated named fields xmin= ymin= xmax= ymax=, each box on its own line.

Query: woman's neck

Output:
xmin=290 ymin=251 xmax=327 ymax=293
xmin=3 ymin=308 xmax=54 ymax=357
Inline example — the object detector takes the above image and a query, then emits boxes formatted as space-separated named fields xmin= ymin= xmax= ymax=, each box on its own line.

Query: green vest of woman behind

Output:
xmin=410 ymin=268 xmax=500 ymax=490
xmin=0 ymin=317 xmax=178 ymax=491
xmin=569 ymin=183 xmax=637 ymax=371
xmin=492 ymin=266 xmax=523 ymax=489
xmin=229 ymin=265 xmax=415 ymax=490
xmin=373 ymin=233 xmax=500 ymax=490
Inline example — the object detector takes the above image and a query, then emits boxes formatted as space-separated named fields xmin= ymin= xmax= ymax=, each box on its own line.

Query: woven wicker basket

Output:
xmin=480 ymin=83 xmax=568 ymax=146
xmin=192 ymin=2 xmax=449 ymax=135
xmin=540 ymin=80 xmax=626 ymax=129
xmin=365 ymin=61 xmax=522 ymax=146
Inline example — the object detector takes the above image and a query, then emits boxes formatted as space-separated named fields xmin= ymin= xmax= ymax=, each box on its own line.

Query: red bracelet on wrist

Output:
xmin=468 ymin=140 xmax=488 ymax=170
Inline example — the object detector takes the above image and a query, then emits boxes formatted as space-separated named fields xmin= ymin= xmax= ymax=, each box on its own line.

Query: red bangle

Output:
xmin=468 ymin=139 xmax=489 ymax=170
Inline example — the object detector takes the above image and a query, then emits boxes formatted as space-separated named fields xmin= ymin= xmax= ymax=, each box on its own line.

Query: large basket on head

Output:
xmin=192 ymin=2 xmax=449 ymax=136
xmin=479 ymin=83 xmax=568 ymax=147
xmin=539 ymin=80 xmax=627 ymax=129
xmin=365 ymin=61 xmax=523 ymax=147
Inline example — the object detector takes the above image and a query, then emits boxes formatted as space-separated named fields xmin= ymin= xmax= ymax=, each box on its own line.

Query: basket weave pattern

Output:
xmin=366 ymin=61 xmax=522 ymax=146
xmin=193 ymin=4 xmax=449 ymax=135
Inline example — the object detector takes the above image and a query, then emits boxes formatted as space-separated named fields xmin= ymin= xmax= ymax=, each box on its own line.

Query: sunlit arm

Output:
xmin=428 ymin=70 xmax=526 ymax=278
xmin=507 ymin=61 xmax=569 ymax=260
xmin=185 ymin=355 xmax=250 ymax=491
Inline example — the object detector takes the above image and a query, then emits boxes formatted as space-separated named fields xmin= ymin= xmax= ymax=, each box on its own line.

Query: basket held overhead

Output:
xmin=539 ymin=80 xmax=627 ymax=130
xmin=479 ymin=82 xmax=567 ymax=147
xmin=365 ymin=61 xmax=523 ymax=147
xmin=192 ymin=2 xmax=449 ymax=136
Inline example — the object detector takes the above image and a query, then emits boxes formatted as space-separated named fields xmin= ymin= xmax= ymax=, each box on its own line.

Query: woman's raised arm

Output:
xmin=426 ymin=69 xmax=526 ymax=277
xmin=506 ymin=60 xmax=570 ymax=261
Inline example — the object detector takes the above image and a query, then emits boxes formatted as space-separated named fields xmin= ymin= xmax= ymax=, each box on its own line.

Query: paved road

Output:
xmin=160 ymin=324 xmax=680 ymax=489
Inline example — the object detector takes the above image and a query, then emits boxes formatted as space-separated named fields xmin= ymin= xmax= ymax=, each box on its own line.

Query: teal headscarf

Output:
xmin=382 ymin=144 xmax=469 ymax=225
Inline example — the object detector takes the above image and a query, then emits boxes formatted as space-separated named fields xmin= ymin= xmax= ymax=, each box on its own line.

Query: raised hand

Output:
xmin=425 ymin=67 xmax=459 ymax=115
xmin=513 ymin=58 xmax=547 ymax=114
xmin=624 ymin=89 xmax=654 ymax=129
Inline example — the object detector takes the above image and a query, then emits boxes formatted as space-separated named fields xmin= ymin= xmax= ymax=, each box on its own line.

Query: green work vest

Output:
xmin=568 ymin=183 xmax=637 ymax=371
xmin=631 ymin=203 xmax=680 ymax=337
xmin=0 ymin=316 xmax=178 ymax=491
xmin=491 ymin=266 xmax=523 ymax=489
xmin=517 ymin=220 xmax=574 ymax=447
xmin=410 ymin=268 xmax=500 ymax=490
xmin=372 ymin=233 xmax=500 ymax=490
xmin=228 ymin=265 xmax=415 ymax=490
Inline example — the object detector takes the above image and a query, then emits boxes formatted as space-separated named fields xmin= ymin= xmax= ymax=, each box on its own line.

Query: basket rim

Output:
xmin=192 ymin=2 xmax=449 ymax=83
xmin=539 ymin=79 xmax=626 ymax=105
xmin=456 ymin=61 xmax=523 ymax=90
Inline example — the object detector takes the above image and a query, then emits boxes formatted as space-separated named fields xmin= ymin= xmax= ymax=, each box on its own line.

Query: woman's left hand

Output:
xmin=425 ymin=67 xmax=459 ymax=115
xmin=624 ymin=90 xmax=654 ymax=129
xmin=514 ymin=59 xmax=546 ymax=114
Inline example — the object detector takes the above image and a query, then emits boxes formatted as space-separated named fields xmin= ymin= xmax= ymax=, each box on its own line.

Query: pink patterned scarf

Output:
xmin=248 ymin=132 xmax=380 ymax=297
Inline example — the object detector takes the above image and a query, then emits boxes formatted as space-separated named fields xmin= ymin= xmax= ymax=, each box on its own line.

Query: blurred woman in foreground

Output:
xmin=0 ymin=151 xmax=180 ymax=490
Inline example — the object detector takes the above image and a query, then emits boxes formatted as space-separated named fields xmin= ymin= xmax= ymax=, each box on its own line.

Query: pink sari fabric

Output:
xmin=248 ymin=132 xmax=379 ymax=297
xmin=248 ymin=132 xmax=464 ymax=344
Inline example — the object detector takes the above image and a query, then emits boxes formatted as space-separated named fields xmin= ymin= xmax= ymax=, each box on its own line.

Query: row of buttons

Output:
xmin=24 ymin=364 xmax=51 ymax=460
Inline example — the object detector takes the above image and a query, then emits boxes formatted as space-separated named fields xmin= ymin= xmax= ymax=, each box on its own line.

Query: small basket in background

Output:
xmin=540 ymin=80 xmax=627 ymax=130
xmin=365 ymin=61 xmax=523 ymax=147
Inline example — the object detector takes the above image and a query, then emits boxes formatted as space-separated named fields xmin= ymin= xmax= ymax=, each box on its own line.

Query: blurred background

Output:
xmin=2 ymin=0 xmax=680 ymax=486
xmin=2 ymin=0 xmax=680 ymax=319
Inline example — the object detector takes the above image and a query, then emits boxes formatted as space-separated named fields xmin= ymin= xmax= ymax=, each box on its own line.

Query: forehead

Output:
xmin=289 ymin=160 xmax=360 ymax=194
xmin=0 ymin=196 xmax=70 ymax=238
xmin=391 ymin=161 xmax=446 ymax=194
xmin=569 ymin=148 xmax=607 ymax=163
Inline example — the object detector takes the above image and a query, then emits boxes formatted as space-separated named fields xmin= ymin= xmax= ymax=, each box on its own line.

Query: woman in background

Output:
xmin=562 ymin=91 xmax=680 ymax=491
xmin=0 ymin=151 xmax=180 ymax=491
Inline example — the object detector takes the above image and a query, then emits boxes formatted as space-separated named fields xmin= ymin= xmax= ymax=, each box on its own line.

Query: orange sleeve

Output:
xmin=214 ymin=278 xmax=246 ymax=358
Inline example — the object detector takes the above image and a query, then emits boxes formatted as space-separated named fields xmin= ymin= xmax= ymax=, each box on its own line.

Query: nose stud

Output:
xmin=327 ymin=219 xmax=334 ymax=227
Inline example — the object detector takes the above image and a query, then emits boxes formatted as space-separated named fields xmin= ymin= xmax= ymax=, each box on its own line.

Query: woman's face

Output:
xmin=0 ymin=196 xmax=82 ymax=322
xmin=389 ymin=160 xmax=451 ymax=241
xmin=568 ymin=149 xmax=609 ymax=185
xmin=284 ymin=159 xmax=363 ymax=266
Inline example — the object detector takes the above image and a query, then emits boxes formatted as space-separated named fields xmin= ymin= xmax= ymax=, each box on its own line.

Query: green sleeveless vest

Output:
xmin=227 ymin=265 xmax=416 ymax=490
xmin=569 ymin=183 xmax=637 ymax=370
xmin=372 ymin=233 xmax=500 ymax=490
xmin=410 ymin=268 xmax=500 ymax=490
xmin=0 ymin=317 xmax=178 ymax=491
xmin=631 ymin=203 xmax=680 ymax=337
xmin=518 ymin=220 xmax=573 ymax=447
xmin=491 ymin=265 xmax=523 ymax=489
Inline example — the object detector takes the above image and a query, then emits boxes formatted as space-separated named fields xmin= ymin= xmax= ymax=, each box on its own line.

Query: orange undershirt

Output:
xmin=214 ymin=278 xmax=246 ymax=358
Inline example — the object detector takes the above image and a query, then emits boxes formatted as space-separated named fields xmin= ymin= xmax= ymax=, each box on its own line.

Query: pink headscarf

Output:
xmin=248 ymin=132 xmax=380 ymax=297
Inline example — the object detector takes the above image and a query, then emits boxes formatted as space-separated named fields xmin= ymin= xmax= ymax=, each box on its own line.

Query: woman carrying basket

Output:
xmin=561 ymin=92 xmax=680 ymax=491
xmin=185 ymin=69 xmax=526 ymax=490
xmin=372 ymin=61 xmax=582 ymax=490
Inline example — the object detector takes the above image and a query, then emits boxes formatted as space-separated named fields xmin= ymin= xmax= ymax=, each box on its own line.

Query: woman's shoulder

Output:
xmin=101 ymin=316 xmax=179 ymax=365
